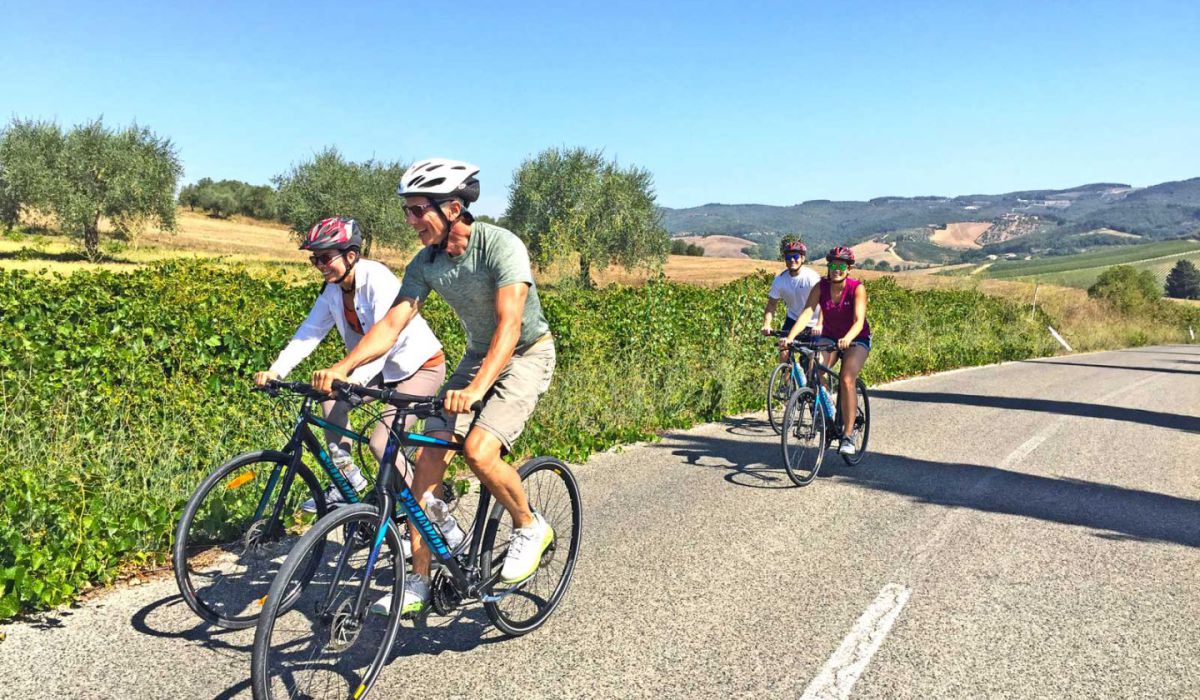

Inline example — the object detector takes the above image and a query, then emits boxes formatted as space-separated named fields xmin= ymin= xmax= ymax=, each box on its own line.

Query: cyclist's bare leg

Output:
xmin=462 ymin=427 xmax=534 ymax=529
xmin=839 ymin=345 xmax=869 ymax=436
xmin=318 ymin=396 xmax=357 ymax=454
xmin=406 ymin=440 xmax=457 ymax=578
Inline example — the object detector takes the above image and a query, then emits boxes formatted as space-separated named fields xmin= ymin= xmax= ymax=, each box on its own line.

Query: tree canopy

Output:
xmin=1087 ymin=264 xmax=1161 ymax=311
xmin=179 ymin=178 xmax=278 ymax=220
xmin=0 ymin=117 xmax=181 ymax=259
xmin=506 ymin=147 xmax=669 ymax=287
xmin=273 ymin=147 xmax=410 ymax=255
xmin=1164 ymin=259 xmax=1200 ymax=300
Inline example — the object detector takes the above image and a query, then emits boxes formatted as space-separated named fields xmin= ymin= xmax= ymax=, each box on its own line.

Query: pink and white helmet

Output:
xmin=301 ymin=217 xmax=363 ymax=250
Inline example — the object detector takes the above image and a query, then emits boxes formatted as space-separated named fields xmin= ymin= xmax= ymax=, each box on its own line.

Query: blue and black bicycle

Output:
xmin=172 ymin=380 xmax=443 ymax=629
xmin=771 ymin=333 xmax=871 ymax=486
xmin=250 ymin=381 xmax=582 ymax=700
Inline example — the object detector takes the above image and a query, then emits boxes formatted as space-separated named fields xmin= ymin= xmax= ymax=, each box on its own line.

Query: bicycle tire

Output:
xmin=251 ymin=503 xmax=405 ymax=700
xmin=840 ymin=380 xmax=870 ymax=465
xmin=766 ymin=362 xmax=794 ymax=435
xmin=480 ymin=456 xmax=582 ymax=637
xmin=173 ymin=450 xmax=325 ymax=629
xmin=782 ymin=388 xmax=826 ymax=486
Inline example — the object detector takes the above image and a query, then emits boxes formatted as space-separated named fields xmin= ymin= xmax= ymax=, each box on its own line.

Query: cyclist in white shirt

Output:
xmin=254 ymin=217 xmax=447 ymax=509
xmin=761 ymin=237 xmax=821 ymax=360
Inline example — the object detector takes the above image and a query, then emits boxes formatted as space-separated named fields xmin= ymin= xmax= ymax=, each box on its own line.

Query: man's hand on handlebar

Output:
xmin=312 ymin=367 xmax=351 ymax=394
xmin=444 ymin=385 xmax=485 ymax=414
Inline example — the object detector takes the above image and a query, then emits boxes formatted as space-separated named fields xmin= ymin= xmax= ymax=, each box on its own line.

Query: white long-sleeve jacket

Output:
xmin=269 ymin=259 xmax=442 ymax=384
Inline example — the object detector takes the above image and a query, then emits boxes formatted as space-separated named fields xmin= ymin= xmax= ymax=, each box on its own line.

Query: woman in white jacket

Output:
xmin=254 ymin=217 xmax=446 ymax=508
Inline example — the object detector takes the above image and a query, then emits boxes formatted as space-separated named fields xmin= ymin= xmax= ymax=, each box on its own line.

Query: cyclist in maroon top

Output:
xmin=779 ymin=246 xmax=871 ymax=455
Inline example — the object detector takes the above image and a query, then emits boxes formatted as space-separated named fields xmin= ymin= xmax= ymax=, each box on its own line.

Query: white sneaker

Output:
xmin=370 ymin=573 xmax=429 ymax=616
xmin=839 ymin=431 xmax=857 ymax=455
xmin=500 ymin=513 xmax=553 ymax=584
xmin=301 ymin=483 xmax=362 ymax=513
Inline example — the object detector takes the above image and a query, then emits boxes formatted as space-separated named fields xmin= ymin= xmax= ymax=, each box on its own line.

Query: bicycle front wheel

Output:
xmin=480 ymin=456 xmax=582 ymax=637
xmin=782 ymin=388 xmax=826 ymax=486
xmin=766 ymin=363 xmax=794 ymax=435
xmin=840 ymin=379 xmax=871 ymax=465
xmin=252 ymin=503 xmax=405 ymax=700
xmin=173 ymin=450 xmax=324 ymax=629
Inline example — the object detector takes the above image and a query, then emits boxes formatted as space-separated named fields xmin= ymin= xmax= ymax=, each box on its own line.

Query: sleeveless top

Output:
xmin=818 ymin=277 xmax=871 ymax=341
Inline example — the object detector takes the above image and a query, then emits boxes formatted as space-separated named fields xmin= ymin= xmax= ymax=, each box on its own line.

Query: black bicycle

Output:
xmin=172 ymin=380 xmax=438 ymax=629
xmin=251 ymin=382 xmax=582 ymax=700
xmin=766 ymin=330 xmax=814 ymax=434
xmin=779 ymin=337 xmax=871 ymax=486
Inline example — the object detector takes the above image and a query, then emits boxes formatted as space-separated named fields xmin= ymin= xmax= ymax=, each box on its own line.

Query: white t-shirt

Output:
xmin=269 ymin=259 xmax=442 ymax=384
xmin=769 ymin=267 xmax=821 ymax=326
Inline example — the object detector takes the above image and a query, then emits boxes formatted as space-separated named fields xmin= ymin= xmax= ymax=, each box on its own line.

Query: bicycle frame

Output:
xmin=337 ymin=399 xmax=523 ymax=626
xmin=788 ymin=345 xmax=840 ymax=422
xmin=253 ymin=391 xmax=372 ymax=528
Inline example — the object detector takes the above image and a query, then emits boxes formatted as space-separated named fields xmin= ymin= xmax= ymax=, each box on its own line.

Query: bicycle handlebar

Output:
xmin=765 ymin=330 xmax=838 ymax=351
xmin=254 ymin=379 xmax=329 ymax=400
xmin=331 ymin=380 xmax=483 ymax=415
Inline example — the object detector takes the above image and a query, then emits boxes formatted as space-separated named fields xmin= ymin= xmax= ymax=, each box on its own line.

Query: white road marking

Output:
xmin=799 ymin=583 xmax=913 ymax=700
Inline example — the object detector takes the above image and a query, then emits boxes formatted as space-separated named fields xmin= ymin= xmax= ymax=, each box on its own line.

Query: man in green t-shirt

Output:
xmin=313 ymin=158 xmax=556 ymax=616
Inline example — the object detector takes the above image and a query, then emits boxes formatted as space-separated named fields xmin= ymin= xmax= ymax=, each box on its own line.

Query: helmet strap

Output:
xmin=426 ymin=202 xmax=460 ymax=262
xmin=332 ymin=250 xmax=358 ymax=287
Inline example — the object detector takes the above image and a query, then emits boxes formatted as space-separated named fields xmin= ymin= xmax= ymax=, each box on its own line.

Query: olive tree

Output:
xmin=0 ymin=117 xmax=182 ymax=259
xmin=506 ymin=147 xmax=669 ymax=287
xmin=273 ymin=147 xmax=410 ymax=255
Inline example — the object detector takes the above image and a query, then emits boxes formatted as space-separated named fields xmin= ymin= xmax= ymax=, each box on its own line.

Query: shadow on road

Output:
xmin=130 ymin=594 xmax=253 ymax=656
xmin=1022 ymin=359 xmax=1200 ymax=377
xmin=667 ymin=430 xmax=1200 ymax=549
xmin=870 ymin=389 xmax=1200 ymax=433
xmin=670 ymin=417 xmax=795 ymax=489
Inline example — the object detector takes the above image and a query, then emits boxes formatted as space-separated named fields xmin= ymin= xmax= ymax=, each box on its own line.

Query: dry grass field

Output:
xmin=673 ymin=234 xmax=756 ymax=258
xmin=851 ymin=239 xmax=906 ymax=265
xmin=929 ymin=221 xmax=991 ymax=249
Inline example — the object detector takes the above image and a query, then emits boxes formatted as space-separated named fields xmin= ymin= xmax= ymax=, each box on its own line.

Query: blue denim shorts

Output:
xmin=814 ymin=334 xmax=872 ymax=352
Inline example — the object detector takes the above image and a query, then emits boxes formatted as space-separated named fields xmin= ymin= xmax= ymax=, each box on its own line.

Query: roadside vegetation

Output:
xmin=1 ymin=261 xmax=1068 ymax=620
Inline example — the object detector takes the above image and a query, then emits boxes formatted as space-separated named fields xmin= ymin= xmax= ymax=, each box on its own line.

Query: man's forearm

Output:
xmin=334 ymin=303 xmax=415 ymax=374
xmin=469 ymin=318 xmax=522 ymax=393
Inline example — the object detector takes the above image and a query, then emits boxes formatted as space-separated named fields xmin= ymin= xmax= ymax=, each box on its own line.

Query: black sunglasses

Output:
xmin=402 ymin=202 xmax=440 ymax=218
xmin=309 ymin=251 xmax=344 ymax=267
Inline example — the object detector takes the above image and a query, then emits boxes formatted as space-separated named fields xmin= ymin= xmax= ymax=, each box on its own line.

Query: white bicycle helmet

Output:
xmin=397 ymin=158 xmax=481 ymax=203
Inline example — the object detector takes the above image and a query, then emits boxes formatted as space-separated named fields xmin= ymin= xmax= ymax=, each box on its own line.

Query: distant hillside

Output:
xmin=660 ymin=178 xmax=1200 ymax=261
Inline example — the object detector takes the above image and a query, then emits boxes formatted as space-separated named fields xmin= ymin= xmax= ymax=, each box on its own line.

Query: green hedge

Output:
xmin=0 ymin=262 xmax=1056 ymax=618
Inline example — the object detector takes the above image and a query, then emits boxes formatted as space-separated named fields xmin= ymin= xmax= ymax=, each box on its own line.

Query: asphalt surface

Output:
xmin=2 ymin=345 xmax=1198 ymax=699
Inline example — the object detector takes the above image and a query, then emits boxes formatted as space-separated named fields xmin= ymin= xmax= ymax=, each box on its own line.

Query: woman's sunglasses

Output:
xmin=827 ymin=262 xmax=849 ymax=272
xmin=310 ymin=252 xmax=344 ymax=267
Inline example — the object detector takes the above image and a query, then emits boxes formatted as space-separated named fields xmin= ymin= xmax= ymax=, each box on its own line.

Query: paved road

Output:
xmin=2 ymin=345 xmax=1198 ymax=699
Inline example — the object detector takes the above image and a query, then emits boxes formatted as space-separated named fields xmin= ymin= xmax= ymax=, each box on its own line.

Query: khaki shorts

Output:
xmin=424 ymin=339 xmax=556 ymax=452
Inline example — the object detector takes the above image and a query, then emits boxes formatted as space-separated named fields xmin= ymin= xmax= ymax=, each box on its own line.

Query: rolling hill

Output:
xmin=660 ymin=177 xmax=1200 ymax=263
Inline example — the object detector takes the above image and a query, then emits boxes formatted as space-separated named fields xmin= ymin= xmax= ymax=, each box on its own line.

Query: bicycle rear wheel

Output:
xmin=840 ymin=380 xmax=870 ymax=465
xmin=766 ymin=362 xmax=794 ymax=435
xmin=480 ymin=456 xmax=582 ymax=636
xmin=782 ymin=388 xmax=826 ymax=486
xmin=173 ymin=451 xmax=324 ymax=629
xmin=252 ymin=504 xmax=404 ymax=700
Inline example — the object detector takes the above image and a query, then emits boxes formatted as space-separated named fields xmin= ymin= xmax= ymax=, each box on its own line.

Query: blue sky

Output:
xmin=2 ymin=0 xmax=1198 ymax=216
